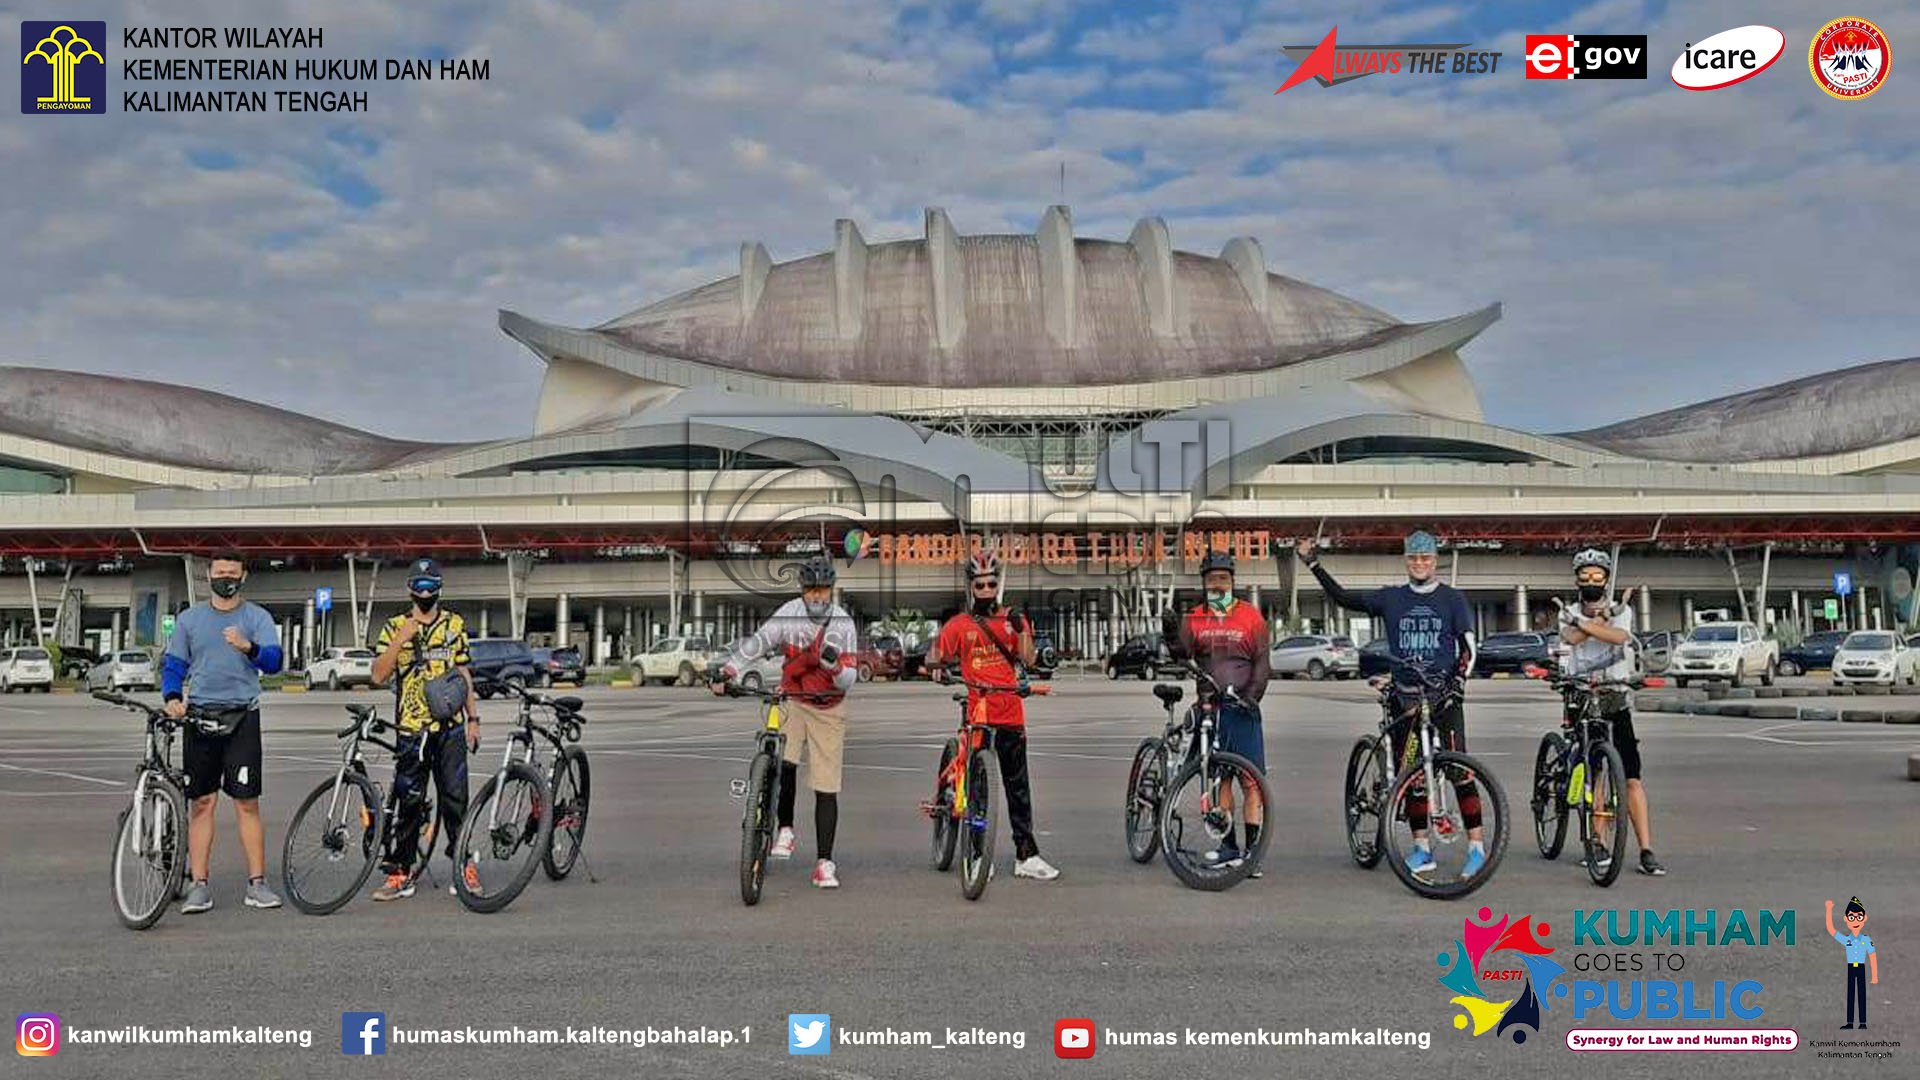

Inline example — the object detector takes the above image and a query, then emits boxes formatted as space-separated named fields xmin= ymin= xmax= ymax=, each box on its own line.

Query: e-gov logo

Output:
xmin=21 ymin=22 xmax=106 ymax=114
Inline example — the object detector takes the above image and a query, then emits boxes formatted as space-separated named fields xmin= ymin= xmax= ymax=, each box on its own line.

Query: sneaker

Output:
xmin=180 ymin=880 xmax=213 ymax=914
xmin=1247 ymin=864 xmax=1265 ymax=880
xmin=1583 ymin=851 xmax=1614 ymax=875
xmin=372 ymin=873 xmax=416 ymax=902
xmin=770 ymin=827 xmax=797 ymax=860
xmin=1013 ymin=855 xmax=1060 ymax=881
xmin=1636 ymin=850 xmax=1667 ymax=877
xmin=811 ymin=859 xmax=840 ymax=889
xmin=452 ymin=859 xmax=482 ymax=898
xmin=244 ymin=878 xmax=282 ymax=910
xmin=1405 ymin=847 xmax=1436 ymax=876
xmin=1203 ymin=841 xmax=1244 ymax=868
xmin=1462 ymin=847 xmax=1487 ymax=879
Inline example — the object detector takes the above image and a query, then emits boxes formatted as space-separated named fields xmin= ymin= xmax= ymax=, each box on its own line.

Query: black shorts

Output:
xmin=183 ymin=709 xmax=263 ymax=799
xmin=1564 ymin=700 xmax=1643 ymax=781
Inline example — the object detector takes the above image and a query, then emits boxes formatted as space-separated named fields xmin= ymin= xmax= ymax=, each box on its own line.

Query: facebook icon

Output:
xmin=341 ymin=1012 xmax=386 ymax=1055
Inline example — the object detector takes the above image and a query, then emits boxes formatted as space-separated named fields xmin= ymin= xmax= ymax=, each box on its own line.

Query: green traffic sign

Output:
xmin=1823 ymin=599 xmax=1840 ymax=620
xmin=161 ymin=614 xmax=176 ymax=637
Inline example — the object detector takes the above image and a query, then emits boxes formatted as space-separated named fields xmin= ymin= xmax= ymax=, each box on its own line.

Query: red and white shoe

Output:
xmin=811 ymin=859 xmax=840 ymax=889
xmin=770 ymin=827 xmax=797 ymax=860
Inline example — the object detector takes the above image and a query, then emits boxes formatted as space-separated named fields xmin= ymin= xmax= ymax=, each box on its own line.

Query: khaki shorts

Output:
xmin=779 ymin=699 xmax=846 ymax=794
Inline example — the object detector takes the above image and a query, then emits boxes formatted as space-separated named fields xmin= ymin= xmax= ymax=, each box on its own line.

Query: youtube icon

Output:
xmin=1055 ymin=1019 xmax=1096 ymax=1059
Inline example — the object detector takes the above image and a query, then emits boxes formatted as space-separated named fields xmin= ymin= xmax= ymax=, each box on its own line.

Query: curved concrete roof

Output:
xmin=1562 ymin=356 xmax=1920 ymax=464
xmin=517 ymin=206 xmax=1469 ymax=391
xmin=0 ymin=367 xmax=454 ymax=476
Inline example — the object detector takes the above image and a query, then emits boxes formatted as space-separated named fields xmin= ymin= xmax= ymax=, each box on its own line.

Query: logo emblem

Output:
xmin=341 ymin=1012 xmax=386 ymax=1056
xmin=1437 ymin=906 xmax=1565 ymax=1045
xmin=1524 ymin=35 xmax=1649 ymax=79
xmin=1054 ymin=1018 xmax=1096 ymax=1059
xmin=15 ymin=1015 xmax=60 ymax=1057
xmin=787 ymin=1014 xmax=830 ymax=1055
xmin=1809 ymin=18 xmax=1890 ymax=100
xmin=1276 ymin=26 xmax=1502 ymax=93
xmin=20 ymin=22 xmax=105 ymax=114
xmin=1672 ymin=26 xmax=1786 ymax=91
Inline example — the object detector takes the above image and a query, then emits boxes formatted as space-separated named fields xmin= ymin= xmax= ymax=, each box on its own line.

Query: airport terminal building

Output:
xmin=4 ymin=207 xmax=1919 ymax=666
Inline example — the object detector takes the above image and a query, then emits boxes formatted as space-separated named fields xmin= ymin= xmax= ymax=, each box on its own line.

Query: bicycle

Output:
xmin=727 ymin=683 xmax=837 ymax=906
xmin=922 ymin=673 xmax=1050 ymax=901
xmin=280 ymin=703 xmax=443 ymax=915
xmin=96 ymin=691 xmax=214 ymax=931
xmin=1124 ymin=663 xmax=1271 ymax=891
xmin=452 ymin=684 xmax=586 ymax=913
xmin=1342 ymin=655 xmax=1509 ymax=900
xmin=1529 ymin=668 xmax=1658 ymax=887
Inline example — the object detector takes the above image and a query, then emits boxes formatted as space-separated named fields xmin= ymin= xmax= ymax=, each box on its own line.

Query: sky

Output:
xmin=3 ymin=0 xmax=1916 ymax=442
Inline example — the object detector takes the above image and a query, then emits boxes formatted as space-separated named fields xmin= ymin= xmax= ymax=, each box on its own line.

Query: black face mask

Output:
xmin=1578 ymin=583 xmax=1607 ymax=603
xmin=413 ymin=592 xmax=439 ymax=613
xmin=210 ymin=577 xmax=243 ymax=599
xmin=972 ymin=596 xmax=997 ymax=616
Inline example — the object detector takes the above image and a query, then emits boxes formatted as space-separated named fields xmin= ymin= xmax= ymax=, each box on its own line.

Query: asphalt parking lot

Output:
xmin=2 ymin=674 xmax=1912 ymax=1079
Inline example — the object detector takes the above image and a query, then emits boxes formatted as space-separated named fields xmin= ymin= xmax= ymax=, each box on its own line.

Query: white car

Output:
xmin=1268 ymin=635 xmax=1358 ymax=680
xmin=709 ymin=638 xmax=783 ymax=691
xmin=87 ymin=650 xmax=158 ymax=692
xmin=1830 ymin=631 xmax=1920 ymax=687
xmin=0 ymin=646 xmax=56 ymax=693
xmin=305 ymin=647 xmax=377 ymax=691
xmin=630 ymin=636 xmax=715 ymax=687
xmin=1668 ymin=622 xmax=1778 ymax=688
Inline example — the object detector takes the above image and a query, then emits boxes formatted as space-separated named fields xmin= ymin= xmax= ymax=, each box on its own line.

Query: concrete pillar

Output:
xmin=1514 ymin=585 xmax=1530 ymax=633
xmin=555 ymin=593 xmax=571 ymax=647
xmin=110 ymin=610 xmax=124 ymax=653
xmin=1790 ymin=589 xmax=1802 ymax=635
xmin=593 ymin=603 xmax=607 ymax=666
xmin=622 ymin=606 xmax=634 ymax=662
xmin=1856 ymin=588 xmax=1869 ymax=631
xmin=693 ymin=590 xmax=705 ymax=638
xmin=479 ymin=604 xmax=491 ymax=640
xmin=302 ymin=598 xmax=316 ymax=667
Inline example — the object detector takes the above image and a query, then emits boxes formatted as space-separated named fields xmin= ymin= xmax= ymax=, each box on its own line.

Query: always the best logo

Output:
xmin=1276 ymin=26 xmax=1501 ymax=93
xmin=20 ymin=21 xmax=106 ymax=114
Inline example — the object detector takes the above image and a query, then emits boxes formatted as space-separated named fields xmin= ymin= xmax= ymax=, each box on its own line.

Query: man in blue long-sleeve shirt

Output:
xmin=161 ymin=552 xmax=284 ymax=913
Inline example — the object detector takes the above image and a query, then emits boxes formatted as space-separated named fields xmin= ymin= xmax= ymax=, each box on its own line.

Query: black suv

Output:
xmin=1473 ymin=632 xmax=1554 ymax=677
xmin=467 ymin=638 xmax=540 ymax=698
xmin=533 ymin=645 xmax=587 ymax=687
xmin=1105 ymin=635 xmax=1167 ymax=680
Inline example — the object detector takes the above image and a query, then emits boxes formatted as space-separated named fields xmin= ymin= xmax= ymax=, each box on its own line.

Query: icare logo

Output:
xmin=1525 ymin=35 xmax=1648 ymax=80
xmin=1672 ymin=26 xmax=1786 ymax=91
xmin=20 ymin=21 xmax=106 ymax=115
xmin=16 ymin=1014 xmax=61 ymax=1057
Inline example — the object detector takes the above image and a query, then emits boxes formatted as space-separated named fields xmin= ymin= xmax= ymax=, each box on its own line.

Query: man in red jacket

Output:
xmin=1175 ymin=550 xmax=1271 ymax=874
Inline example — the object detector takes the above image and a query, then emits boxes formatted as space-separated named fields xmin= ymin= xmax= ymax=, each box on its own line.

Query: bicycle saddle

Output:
xmin=1153 ymin=684 xmax=1184 ymax=707
xmin=345 ymin=704 xmax=377 ymax=720
xmin=552 ymin=696 xmax=585 ymax=714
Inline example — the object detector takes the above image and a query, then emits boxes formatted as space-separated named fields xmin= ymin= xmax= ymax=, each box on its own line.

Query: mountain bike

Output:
xmin=1129 ymin=663 xmax=1271 ymax=891
xmin=1530 ymin=668 xmax=1657 ymax=887
xmin=922 ymin=674 xmax=1050 ymax=901
xmin=727 ymin=684 xmax=837 ymax=906
xmin=96 ymin=691 xmax=214 ymax=931
xmin=280 ymin=703 xmax=442 ymax=915
xmin=1344 ymin=655 xmax=1509 ymax=900
xmin=451 ymin=686 xmax=585 ymax=913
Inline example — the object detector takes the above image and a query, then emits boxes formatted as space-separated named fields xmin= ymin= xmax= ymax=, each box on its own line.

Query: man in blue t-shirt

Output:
xmin=1297 ymin=531 xmax=1487 ymax=878
xmin=161 ymin=552 xmax=284 ymax=914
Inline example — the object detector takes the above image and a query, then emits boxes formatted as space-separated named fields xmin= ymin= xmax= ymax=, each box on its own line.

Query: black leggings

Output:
xmin=385 ymin=725 xmax=469 ymax=874
xmin=1389 ymin=697 xmax=1483 ymax=832
xmin=777 ymin=762 xmax=838 ymax=860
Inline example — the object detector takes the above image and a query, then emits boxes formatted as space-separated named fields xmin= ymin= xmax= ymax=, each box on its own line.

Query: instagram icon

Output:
xmin=16 ymin=1014 xmax=60 ymax=1057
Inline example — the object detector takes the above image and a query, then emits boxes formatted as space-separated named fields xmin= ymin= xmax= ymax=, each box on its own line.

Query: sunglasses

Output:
xmin=972 ymin=579 xmax=999 ymax=591
xmin=409 ymin=578 xmax=442 ymax=594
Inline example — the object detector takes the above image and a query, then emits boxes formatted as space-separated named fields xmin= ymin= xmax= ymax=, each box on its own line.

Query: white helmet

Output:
xmin=1572 ymin=548 xmax=1612 ymax=575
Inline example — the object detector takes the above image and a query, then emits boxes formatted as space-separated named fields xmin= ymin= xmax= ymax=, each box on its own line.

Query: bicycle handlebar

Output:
xmin=90 ymin=690 xmax=217 ymax=732
xmin=950 ymin=677 xmax=1049 ymax=697
xmin=722 ymin=683 xmax=841 ymax=705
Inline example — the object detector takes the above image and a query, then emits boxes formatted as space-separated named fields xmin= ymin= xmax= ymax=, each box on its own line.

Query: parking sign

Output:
xmin=316 ymin=587 xmax=333 ymax=613
xmin=1834 ymin=572 xmax=1852 ymax=597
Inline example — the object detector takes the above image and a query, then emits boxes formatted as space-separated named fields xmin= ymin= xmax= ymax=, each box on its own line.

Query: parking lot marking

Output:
xmin=0 ymin=760 xmax=124 ymax=786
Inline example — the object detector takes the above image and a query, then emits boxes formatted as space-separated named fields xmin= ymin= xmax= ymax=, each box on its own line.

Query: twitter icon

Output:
xmin=788 ymin=1014 xmax=831 ymax=1055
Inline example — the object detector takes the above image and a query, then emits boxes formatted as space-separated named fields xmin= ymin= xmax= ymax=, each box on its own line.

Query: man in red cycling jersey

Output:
xmin=1173 ymin=549 xmax=1271 ymax=875
xmin=925 ymin=549 xmax=1060 ymax=881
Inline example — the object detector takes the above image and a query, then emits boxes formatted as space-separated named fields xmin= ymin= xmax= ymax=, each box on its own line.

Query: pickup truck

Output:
xmin=1667 ymin=621 xmax=1778 ymax=688
xmin=631 ymin=635 xmax=715 ymax=687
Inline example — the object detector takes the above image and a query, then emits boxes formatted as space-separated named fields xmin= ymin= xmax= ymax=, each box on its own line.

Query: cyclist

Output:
xmin=368 ymin=558 xmax=481 ymax=901
xmin=1297 ymin=531 xmax=1488 ymax=878
xmin=161 ymin=552 xmax=285 ymax=914
xmin=711 ymin=555 xmax=858 ymax=889
xmin=925 ymin=549 xmax=1061 ymax=881
xmin=1558 ymin=548 xmax=1666 ymax=877
xmin=1171 ymin=549 xmax=1270 ymax=875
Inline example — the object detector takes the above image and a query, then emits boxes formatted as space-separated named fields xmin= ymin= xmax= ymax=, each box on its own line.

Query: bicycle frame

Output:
xmin=931 ymin=676 xmax=1045 ymax=822
xmin=129 ymin=719 xmax=181 ymax=861
xmin=1377 ymin=660 xmax=1466 ymax=840
xmin=482 ymin=693 xmax=570 ymax=835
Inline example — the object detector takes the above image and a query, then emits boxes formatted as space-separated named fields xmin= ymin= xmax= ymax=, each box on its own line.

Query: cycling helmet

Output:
xmin=796 ymin=555 xmax=837 ymax=588
xmin=1199 ymin=549 xmax=1235 ymax=576
xmin=1572 ymin=548 xmax=1613 ymax=575
xmin=966 ymin=549 xmax=1001 ymax=580
xmin=407 ymin=557 xmax=443 ymax=593
xmin=1403 ymin=530 xmax=1439 ymax=556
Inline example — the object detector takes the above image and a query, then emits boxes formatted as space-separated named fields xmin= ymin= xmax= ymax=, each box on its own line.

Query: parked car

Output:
xmin=0 ymin=646 xmax=56 ymax=692
xmin=533 ymin=645 xmax=587 ymax=687
xmin=1668 ymin=621 xmax=1777 ymax=688
xmin=1029 ymin=629 xmax=1060 ymax=680
xmin=1268 ymin=634 xmax=1358 ymax=680
xmin=1358 ymin=637 xmax=1393 ymax=679
xmin=705 ymin=639 xmax=782 ymax=691
xmin=58 ymin=645 xmax=103 ymax=681
xmin=1830 ymin=631 xmax=1920 ymax=687
xmin=1474 ymin=632 xmax=1555 ymax=677
xmin=633 ymin=635 xmax=715 ymax=687
xmin=86 ymin=650 xmax=158 ymax=692
xmin=1634 ymin=630 xmax=1678 ymax=674
xmin=467 ymin=638 xmax=541 ymax=698
xmin=1778 ymin=630 xmax=1850 ymax=676
xmin=853 ymin=634 xmax=906 ymax=682
xmin=1105 ymin=635 xmax=1167 ymax=680
xmin=304 ymin=646 xmax=376 ymax=691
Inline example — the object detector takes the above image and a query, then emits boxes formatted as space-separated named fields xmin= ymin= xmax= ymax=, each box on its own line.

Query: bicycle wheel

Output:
xmin=1342 ymin=736 xmax=1390 ymax=869
xmin=930 ymin=737 xmax=958 ymax=872
xmin=739 ymin=750 xmax=775 ymax=906
xmin=110 ymin=774 xmax=188 ymax=931
xmin=543 ymin=747 xmax=591 ymax=881
xmin=957 ymin=743 xmax=997 ymax=901
xmin=1582 ymin=741 xmax=1628 ymax=888
xmin=1381 ymin=750 xmax=1509 ymax=900
xmin=1160 ymin=751 xmax=1270 ymax=891
xmin=453 ymin=764 xmax=552 ymax=914
xmin=1530 ymin=731 xmax=1570 ymax=860
xmin=1124 ymin=739 xmax=1164 ymax=863
xmin=282 ymin=770 xmax=383 ymax=915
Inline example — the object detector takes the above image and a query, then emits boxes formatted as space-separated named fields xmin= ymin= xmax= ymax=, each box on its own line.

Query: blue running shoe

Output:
xmin=1405 ymin=847 xmax=1436 ymax=875
xmin=1462 ymin=846 xmax=1487 ymax=878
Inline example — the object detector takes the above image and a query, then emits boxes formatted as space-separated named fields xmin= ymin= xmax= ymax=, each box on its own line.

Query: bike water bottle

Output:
xmin=1567 ymin=761 xmax=1586 ymax=806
